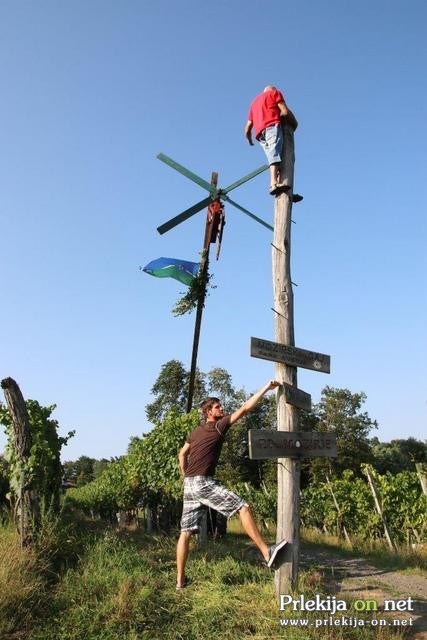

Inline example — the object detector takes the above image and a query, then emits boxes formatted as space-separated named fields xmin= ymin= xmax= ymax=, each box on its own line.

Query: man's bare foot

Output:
xmin=176 ymin=577 xmax=192 ymax=589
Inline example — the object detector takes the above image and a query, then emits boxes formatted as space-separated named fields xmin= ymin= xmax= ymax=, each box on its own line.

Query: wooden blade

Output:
xmin=222 ymin=195 xmax=273 ymax=231
xmin=157 ymin=196 xmax=212 ymax=235
xmin=222 ymin=164 xmax=269 ymax=194
xmin=157 ymin=153 xmax=217 ymax=195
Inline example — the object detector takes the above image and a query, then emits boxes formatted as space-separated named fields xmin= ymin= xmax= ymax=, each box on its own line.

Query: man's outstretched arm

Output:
xmin=230 ymin=380 xmax=280 ymax=425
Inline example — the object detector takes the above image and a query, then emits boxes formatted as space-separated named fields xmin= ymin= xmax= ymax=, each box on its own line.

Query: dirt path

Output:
xmin=301 ymin=547 xmax=427 ymax=639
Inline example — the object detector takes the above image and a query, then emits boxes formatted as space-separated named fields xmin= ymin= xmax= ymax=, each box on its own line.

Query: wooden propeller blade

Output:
xmin=222 ymin=195 xmax=273 ymax=231
xmin=157 ymin=153 xmax=217 ymax=195
xmin=222 ymin=164 xmax=269 ymax=194
xmin=157 ymin=196 xmax=212 ymax=235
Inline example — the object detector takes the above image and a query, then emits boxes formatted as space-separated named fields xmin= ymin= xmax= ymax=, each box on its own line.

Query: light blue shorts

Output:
xmin=258 ymin=123 xmax=283 ymax=165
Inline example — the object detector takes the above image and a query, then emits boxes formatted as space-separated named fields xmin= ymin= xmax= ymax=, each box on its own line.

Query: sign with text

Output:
xmin=283 ymin=383 xmax=312 ymax=411
xmin=248 ymin=430 xmax=337 ymax=460
xmin=250 ymin=337 xmax=331 ymax=374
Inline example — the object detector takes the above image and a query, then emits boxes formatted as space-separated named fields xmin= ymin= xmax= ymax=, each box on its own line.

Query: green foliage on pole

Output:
xmin=172 ymin=254 xmax=216 ymax=317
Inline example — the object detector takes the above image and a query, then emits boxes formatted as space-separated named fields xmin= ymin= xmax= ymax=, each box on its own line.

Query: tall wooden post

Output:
xmin=186 ymin=245 xmax=209 ymax=413
xmin=272 ymin=123 xmax=300 ymax=592
xmin=186 ymin=172 xmax=218 ymax=413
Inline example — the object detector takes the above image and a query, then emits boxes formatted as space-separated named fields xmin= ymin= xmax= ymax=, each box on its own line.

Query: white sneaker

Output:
xmin=267 ymin=539 xmax=288 ymax=568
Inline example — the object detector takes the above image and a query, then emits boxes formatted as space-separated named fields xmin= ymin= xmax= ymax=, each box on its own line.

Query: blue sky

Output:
xmin=0 ymin=0 xmax=426 ymax=460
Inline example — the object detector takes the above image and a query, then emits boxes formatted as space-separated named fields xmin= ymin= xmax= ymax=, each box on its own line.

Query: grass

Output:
xmin=0 ymin=524 xmax=50 ymax=637
xmin=0 ymin=516 xmax=412 ymax=640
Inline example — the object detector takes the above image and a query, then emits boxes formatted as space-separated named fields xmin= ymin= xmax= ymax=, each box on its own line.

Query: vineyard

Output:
xmin=1 ymin=379 xmax=425 ymax=550
xmin=0 ymin=376 xmax=426 ymax=639
xmin=66 ymin=448 xmax=426 ymax=549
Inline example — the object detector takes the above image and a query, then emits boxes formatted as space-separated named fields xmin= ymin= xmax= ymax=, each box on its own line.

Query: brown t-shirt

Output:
xmin=184 ymin=415 xmax=231 ymax=477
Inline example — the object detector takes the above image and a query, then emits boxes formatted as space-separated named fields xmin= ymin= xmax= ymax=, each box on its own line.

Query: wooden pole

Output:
xmin=415 ymin=463 xmax=427 ymax=497
xmin=364 ymin=464 xmax=397 ymax=553
xmin=186 ymin=173 xmax=217 ymax=413
xmin=326 ymin=474 xmax=352 ymax=546
xmin=272 ymin=123 xmax=300 ymax=592
xmin=186 ymin=251 xmax=209 ymax=413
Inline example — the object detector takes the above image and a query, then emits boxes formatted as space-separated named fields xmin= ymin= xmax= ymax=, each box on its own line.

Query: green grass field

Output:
xmin=0 ymin=515 xmax=415 ymax=640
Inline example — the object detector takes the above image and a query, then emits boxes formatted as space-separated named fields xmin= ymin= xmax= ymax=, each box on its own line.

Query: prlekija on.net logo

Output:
xmin=279 ymin=594 xmax=415 ymax=615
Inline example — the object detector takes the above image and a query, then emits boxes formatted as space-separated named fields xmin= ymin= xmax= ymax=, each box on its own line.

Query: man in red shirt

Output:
xmin=176 ymin=379 xmax=288 ymax=589
xmin=245 ymin=86 xmax=298 ymax=194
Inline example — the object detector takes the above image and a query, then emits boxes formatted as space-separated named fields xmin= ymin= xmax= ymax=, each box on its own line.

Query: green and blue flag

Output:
xmin=142 ymin=257 xmax=200 ymax=286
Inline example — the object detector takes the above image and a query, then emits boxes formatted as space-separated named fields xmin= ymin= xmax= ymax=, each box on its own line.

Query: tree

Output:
xmin=305 ymin=386 xmax=377 ymax=481
xmin=62 ymin=456 xmax=95 ymax=487
xmin=145 ymin=360 xmax=206 ymax=424
xmin=206 ymin=367 xmax=245 ymax=412
xmin=370 ymin=437 xmax=427 ymax=475
xmin=93 ymin=458 xmax=111 ymax=479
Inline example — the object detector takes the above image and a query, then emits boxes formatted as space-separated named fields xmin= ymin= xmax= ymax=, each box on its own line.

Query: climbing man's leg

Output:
xmin=238 ymin=505 xmax=269 ymax=562
xmin=259 ymin=124 xmax=283 ymax=193
xmin=269 ymin=163 xmax=281 ymax=191
xmin=239 ymin=504 xmax=289 ymax=568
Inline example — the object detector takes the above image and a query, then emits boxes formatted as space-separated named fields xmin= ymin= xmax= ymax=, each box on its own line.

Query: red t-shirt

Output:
xmin=248 ymin=88 xmax=285 ymax=139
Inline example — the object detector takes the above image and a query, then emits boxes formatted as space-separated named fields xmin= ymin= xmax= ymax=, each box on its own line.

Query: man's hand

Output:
xmin=266 ymin=379 xmax=281 ymax=391
xmin=278 ymin=101 xmax=298 ymax=131
xmin=178 ymin=442 xmax=191 ymax=477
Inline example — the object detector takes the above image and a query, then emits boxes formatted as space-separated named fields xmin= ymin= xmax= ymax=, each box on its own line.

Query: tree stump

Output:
xmin=0 ymin=377 xmax=38 ymax=546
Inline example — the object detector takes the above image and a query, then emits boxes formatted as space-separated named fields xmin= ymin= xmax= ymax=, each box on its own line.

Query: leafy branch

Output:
xmin=172 ymin=251 xmax=216 ymax=316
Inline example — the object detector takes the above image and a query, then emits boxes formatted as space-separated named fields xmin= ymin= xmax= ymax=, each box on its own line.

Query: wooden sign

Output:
xmin=283 ymin=383 xmax=311 ymax=411
xmin=250 ymin=337 xmax=330 ymax=374
xmin=248 ymin=430 xmax=337 ymax=460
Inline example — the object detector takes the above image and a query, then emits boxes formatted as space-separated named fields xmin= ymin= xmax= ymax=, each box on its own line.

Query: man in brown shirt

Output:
xmin=176 ymin=379 xmax=288 ymax=588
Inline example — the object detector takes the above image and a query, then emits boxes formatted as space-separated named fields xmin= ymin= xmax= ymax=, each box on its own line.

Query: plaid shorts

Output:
xmin=180 ymin=476 xmax=248 ymax=532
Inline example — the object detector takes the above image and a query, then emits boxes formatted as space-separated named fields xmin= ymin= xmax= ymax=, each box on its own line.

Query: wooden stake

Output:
xmin=415 ymin=463 xmax=427 ymax=497
xmin=364 ymin=464 xmax=397 ymax=553
xmin=272 ymin=123 xmax=300 ymax=592
xmin=326 ymin=474 xmax=352 ymax=546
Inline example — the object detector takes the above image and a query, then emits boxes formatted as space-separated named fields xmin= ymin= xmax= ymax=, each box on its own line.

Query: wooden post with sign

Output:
xmin=272 ymin=122 xmax=299 ymax=592
xmin=247 ymin=423 xmax=337 ymax=577
xmin=263 ymin=121 xmax=333 ymax=592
